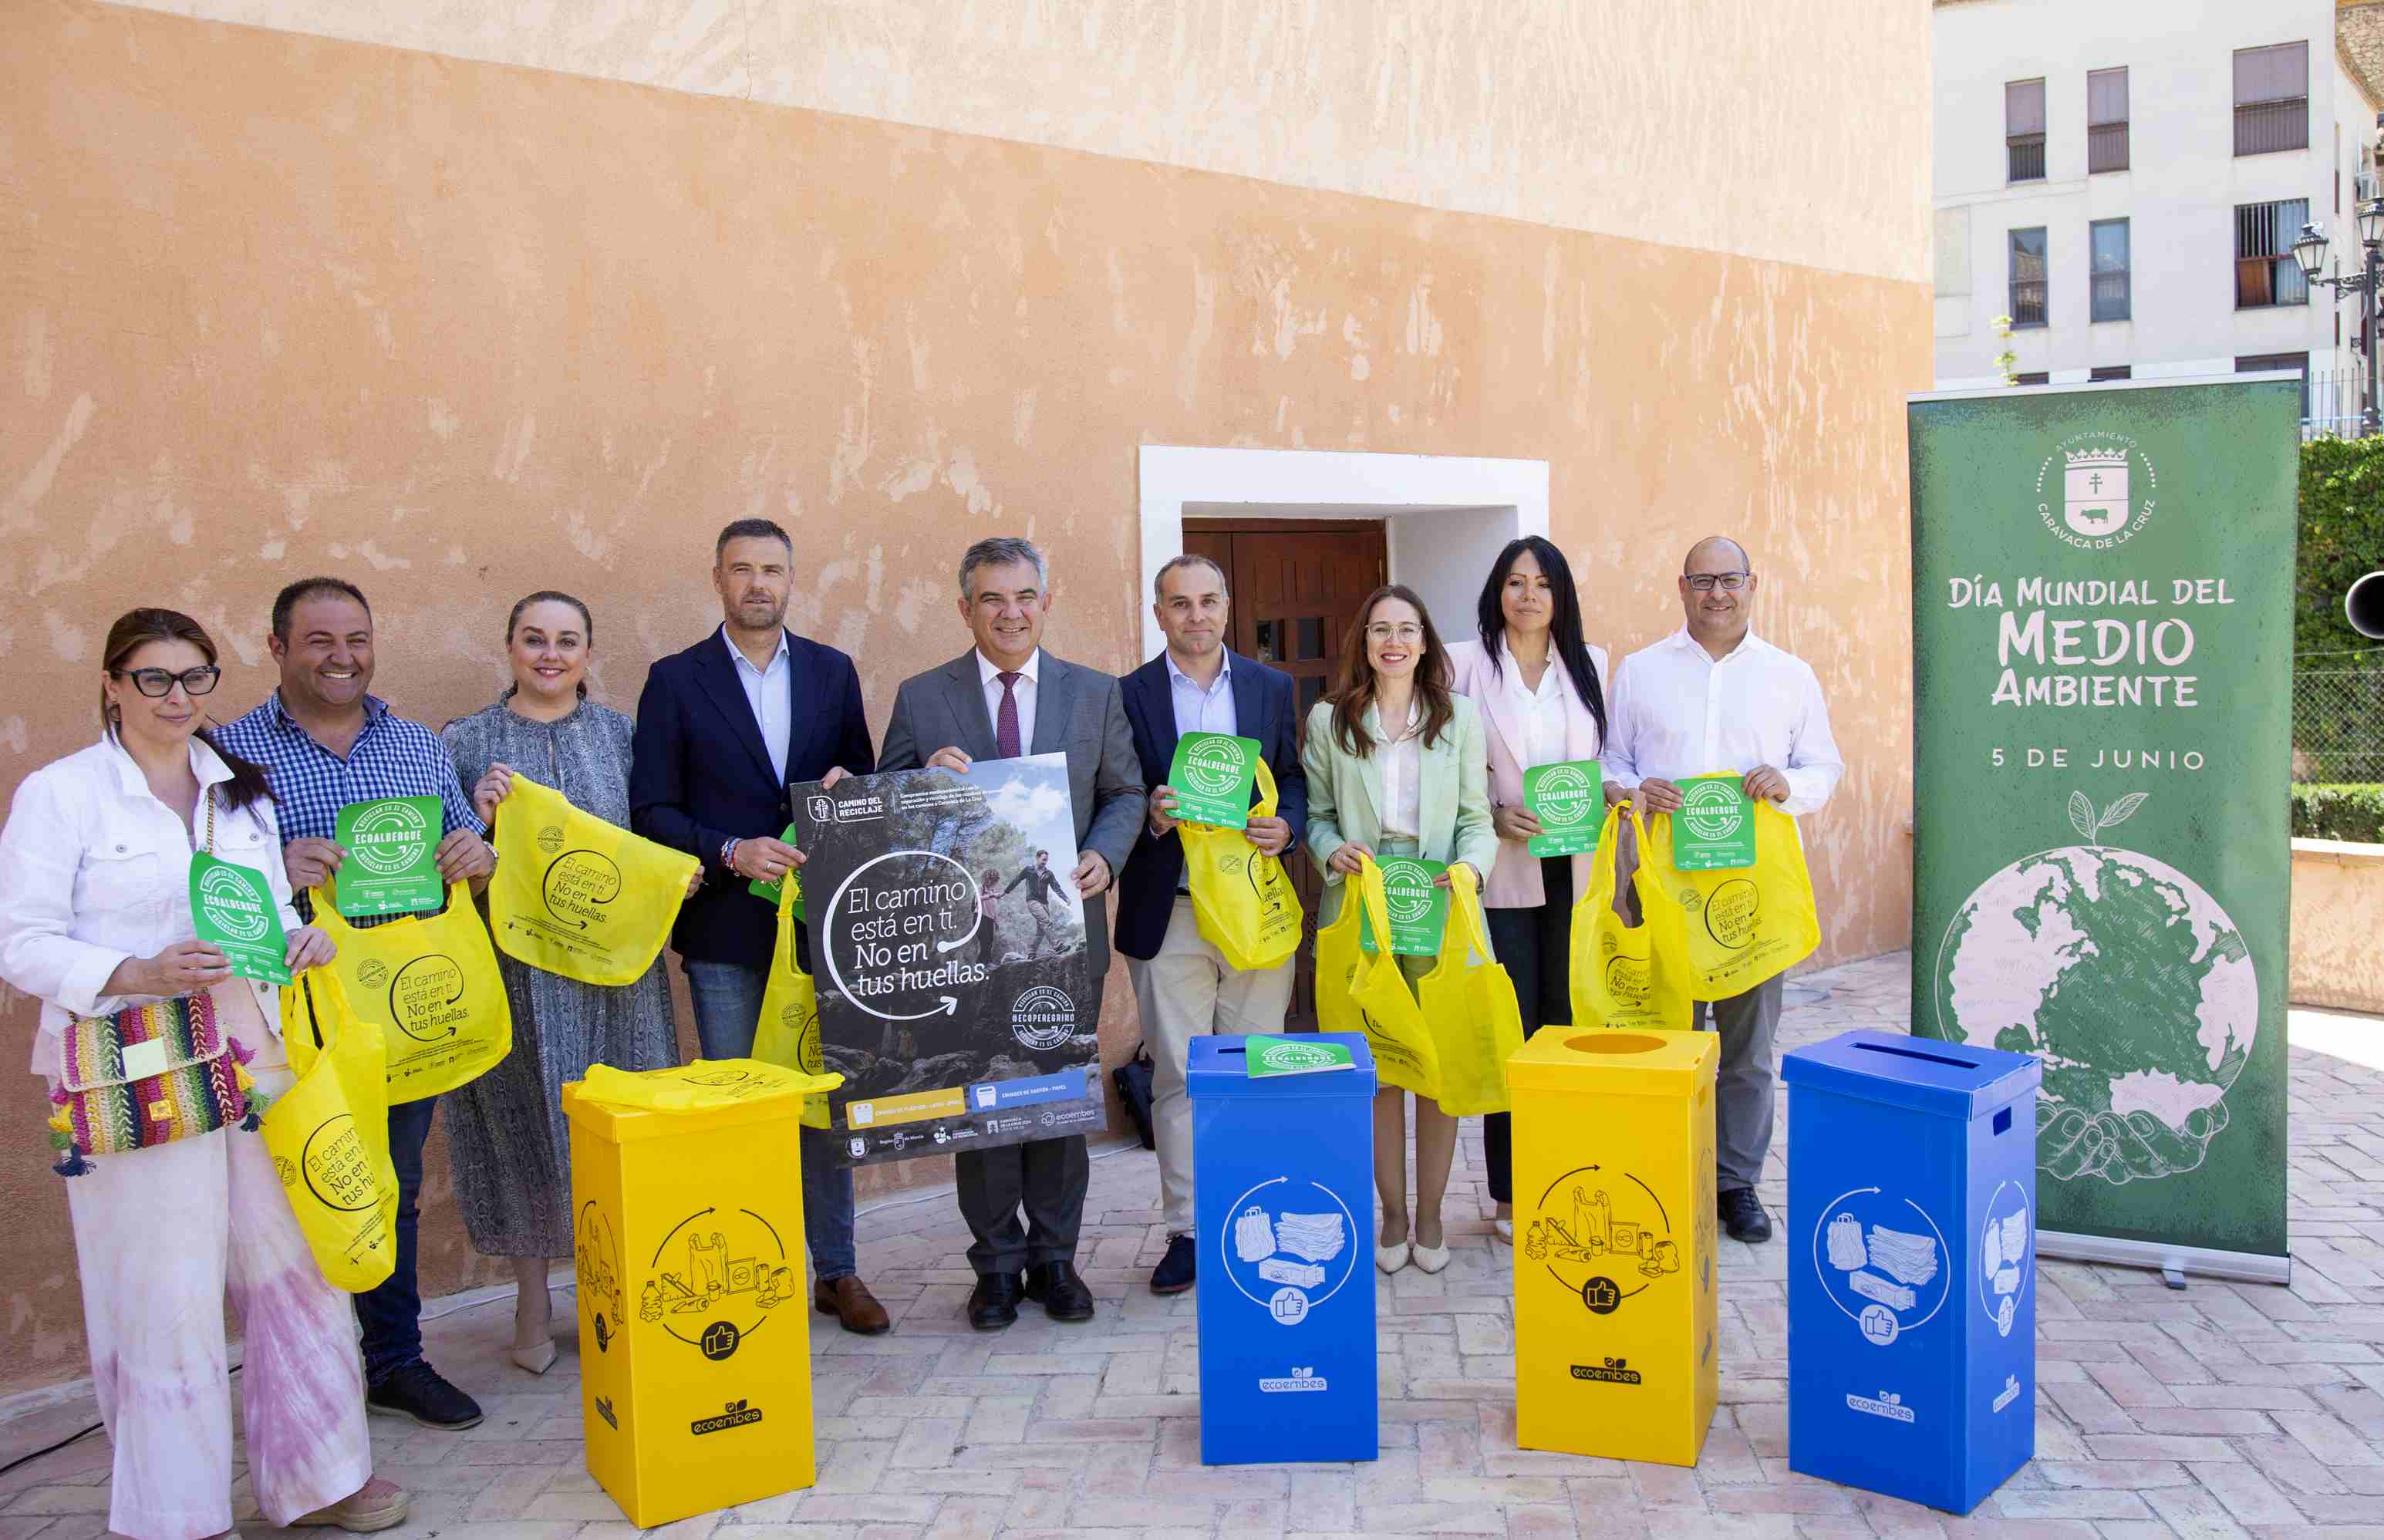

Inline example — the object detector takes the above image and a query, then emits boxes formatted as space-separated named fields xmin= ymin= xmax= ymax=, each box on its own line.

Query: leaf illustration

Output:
xmin=2068 ymin=790 xmax=2096 ymax=844
xmin=2097 ymin=791 xmax=2148 ymax=833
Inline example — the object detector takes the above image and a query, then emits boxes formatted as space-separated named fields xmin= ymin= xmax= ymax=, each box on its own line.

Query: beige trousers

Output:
xmin=1127 ymin=896 xmax=1296 ymax=1235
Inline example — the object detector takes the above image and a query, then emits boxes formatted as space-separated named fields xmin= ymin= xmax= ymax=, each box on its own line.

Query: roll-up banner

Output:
xmin=1907 ymin=376 xmax=2296 ymax=1284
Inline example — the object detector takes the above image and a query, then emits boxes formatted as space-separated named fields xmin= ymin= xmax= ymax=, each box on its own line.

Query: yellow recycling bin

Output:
xmin=1510 ymin=1029 xmax=1720 ymax=1467
xmin=561 ymin=1060 xmax=838 ymax=1527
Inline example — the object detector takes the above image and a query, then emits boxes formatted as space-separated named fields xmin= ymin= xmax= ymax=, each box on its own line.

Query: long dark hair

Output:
xmin=1327 ymin=585 xmax=1456 ymax=758
xmin=1475 ymin=536 xmax=1607 ymax=744
xmin=101 ymin=608 xmax=273 ymax=811
xmin=505 ymin=590 xmax=595 ymax=699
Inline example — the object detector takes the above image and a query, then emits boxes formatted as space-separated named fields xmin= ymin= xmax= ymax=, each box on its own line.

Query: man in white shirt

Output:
xmin=1604 ymin=536 xmax=1844 ymax=1244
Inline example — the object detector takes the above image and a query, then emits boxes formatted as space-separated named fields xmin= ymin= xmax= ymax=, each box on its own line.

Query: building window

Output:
xmin=2008 ymin=227 xmax=2048 ymax=326
xmin=2090 ymin=218 xmax=2131 ymax=322
xmin=2235 ymin=200 xmax=2310 ymax=308
xmin=2234 ymin=42 xmax=2308 ymax=156
xmin=2014 ymin=372 xmax=2051 ymax=386
xmin=2007 ymin=79 xmax=2046 ymax=182
xmin=2088 ymin=68 xmax=2129 ymax=172
xmin=2089 ymin=366 xmax=2133 ymax=381
xmin=2237 ymin=352 xmax=2311 ymax=417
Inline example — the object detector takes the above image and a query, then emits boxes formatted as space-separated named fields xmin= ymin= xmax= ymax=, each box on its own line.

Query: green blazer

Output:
xmin=1300 ymin=693 xmax=1499 ymax=925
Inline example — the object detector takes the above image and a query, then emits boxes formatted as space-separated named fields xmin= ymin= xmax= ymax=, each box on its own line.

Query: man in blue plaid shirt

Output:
xmin=214 ymin=577 xmax=495 ymax=1432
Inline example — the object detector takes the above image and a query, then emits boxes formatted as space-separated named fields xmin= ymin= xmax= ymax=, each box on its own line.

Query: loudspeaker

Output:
xmin=2348 ymin=571 xmax=2384 ymax=639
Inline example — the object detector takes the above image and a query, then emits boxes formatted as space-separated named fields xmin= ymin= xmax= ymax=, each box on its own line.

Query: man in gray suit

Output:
xmin=878 ymin=535 xmax=1144 ymax=1329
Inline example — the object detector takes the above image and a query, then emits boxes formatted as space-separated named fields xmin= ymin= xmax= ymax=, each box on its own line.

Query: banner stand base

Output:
xmin=2038 ymin=1229 xmax=2292 ymax=1287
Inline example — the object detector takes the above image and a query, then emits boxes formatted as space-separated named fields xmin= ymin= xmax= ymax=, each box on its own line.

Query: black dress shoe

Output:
xmin=1022 ymin=1260 xmax=1096 ymax=1322
xmin=1719 ymin=1186 xmax=1773 ymax=1244
xmin=967 ymin=1271 xmax=1023 ymax=1331
xmin=1149 ymin=1233 xmax=1196 ymax=1296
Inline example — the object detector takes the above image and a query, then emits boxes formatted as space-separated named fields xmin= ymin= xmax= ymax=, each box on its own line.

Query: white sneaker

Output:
xmin=1492 ymin=1218 xmax=1514 ymax=1245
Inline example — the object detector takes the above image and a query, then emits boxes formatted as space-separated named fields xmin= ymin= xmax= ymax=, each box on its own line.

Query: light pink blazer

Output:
xmin=1443 ymin=636 xmax=1611 ymax=908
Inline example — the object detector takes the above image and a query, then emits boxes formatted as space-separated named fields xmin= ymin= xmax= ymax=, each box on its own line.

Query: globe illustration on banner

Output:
xmin=1934 ymin=791 xmax=2256 ymax=1186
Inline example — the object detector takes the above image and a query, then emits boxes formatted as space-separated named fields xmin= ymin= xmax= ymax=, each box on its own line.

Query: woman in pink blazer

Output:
xmin=1442 ymin=536 xmax=1610 ymax=1241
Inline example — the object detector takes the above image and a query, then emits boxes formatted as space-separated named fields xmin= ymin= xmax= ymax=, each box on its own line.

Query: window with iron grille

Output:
xmin=2088 ymin=68 xmax=2129 ymax=172
xmin=2234 ymin=42 xmax=2308 ymax=155
xmin=2237 ymin=351 xmax=2310 ymax=418
xmin=2009 ymin=227 xmax=2048 ymax=326
xmin=2235 ymin=199 xmax=2309 ymax=308
xmin=2089 ymin=366 xmax=2133 ymax=381
xmin=2007 ymin=79 xmax=2046 ymax=182
xmin=2090 ymin=219 xmax=2130 ymax=321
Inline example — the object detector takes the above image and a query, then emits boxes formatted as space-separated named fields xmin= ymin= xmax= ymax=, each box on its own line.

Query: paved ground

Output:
xmin=5 ymin=950 xmax=2383 ymax=1538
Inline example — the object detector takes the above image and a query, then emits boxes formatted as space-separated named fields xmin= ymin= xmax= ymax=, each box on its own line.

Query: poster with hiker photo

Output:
xmin=793 ymin=752 xmax=1107 ymax=1168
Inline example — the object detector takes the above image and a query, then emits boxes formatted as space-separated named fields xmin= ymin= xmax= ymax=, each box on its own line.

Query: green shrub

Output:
xmin=2291 ymin=783 xmax=2384 ymax=843
xmin=2298 ymin=437 xmax=2384 ymax=655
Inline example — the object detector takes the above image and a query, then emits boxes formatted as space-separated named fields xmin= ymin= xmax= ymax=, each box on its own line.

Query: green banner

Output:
xmin=1908 ymin=378 xmax=2295 ymax=1264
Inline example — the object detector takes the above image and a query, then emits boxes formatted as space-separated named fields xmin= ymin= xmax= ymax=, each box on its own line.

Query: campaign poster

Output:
xmin=1908 ymin=376 xmax=2295 ymax=1272
xmin=794 ymin=752 xmax=1107 ymax=1167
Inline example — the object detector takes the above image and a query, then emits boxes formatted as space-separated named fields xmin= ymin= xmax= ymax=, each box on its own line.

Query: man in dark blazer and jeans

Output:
xmin=878 ymin=535 xmax=1143 ymax=1330
xmin=629 ymin=517 xmax=890 ymax=1335
xmin=1116 ymin=553 xmax=1307 ymax=1295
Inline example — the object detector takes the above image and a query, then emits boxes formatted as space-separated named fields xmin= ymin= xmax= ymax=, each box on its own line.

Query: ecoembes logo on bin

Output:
xmin=593 ymin=1395 xmax=618 ymax=1430
xmin=1258 ymin=1366 xmax=1329 ymax=1393
xmin=1846 ymin=1389 xmax=1915 ymax=1424
xmin=690 ymin=1399 xmax=764 ymax=1436
xmin=1569 ymin=1357 xmax=1642 ymax=1386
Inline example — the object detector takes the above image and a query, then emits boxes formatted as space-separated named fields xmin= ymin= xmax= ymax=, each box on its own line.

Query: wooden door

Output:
xmin=1180 ymin=519 xmax=1387 ymax=1028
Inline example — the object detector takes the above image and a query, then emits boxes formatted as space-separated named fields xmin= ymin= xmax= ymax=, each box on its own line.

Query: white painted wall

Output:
xmin=1933 ymin=0 xmax=2377 ymax=396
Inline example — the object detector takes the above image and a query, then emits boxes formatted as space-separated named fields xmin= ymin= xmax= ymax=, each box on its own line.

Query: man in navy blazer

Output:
xmin=1116 ymin=553 xmax=1307 ymax=1296
xmin=629 ymin=517 xmax=889 ymax=1335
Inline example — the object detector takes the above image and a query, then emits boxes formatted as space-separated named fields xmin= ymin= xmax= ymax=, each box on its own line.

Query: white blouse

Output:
xmin=1375 ymin=699 xmax=1425 ymax=838
xmin=1502 ymin=642 xmax=1571 ymax=770
xmin=0 ymin=736 xmax=300 ymax=1077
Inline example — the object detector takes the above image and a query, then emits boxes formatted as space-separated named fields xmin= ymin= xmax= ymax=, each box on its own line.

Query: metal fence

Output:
xmin=2303 ymin=368 xmax=2368 ymax=440
xmin=2293 ymin=649 xmax=2384 ymax=781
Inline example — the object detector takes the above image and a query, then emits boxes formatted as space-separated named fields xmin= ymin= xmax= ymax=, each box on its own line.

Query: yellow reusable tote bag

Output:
xmin=1643 ymin=796 xmax=1821 ymax=1002
xmin=750 ymin=881 xmax=831 ymax=1129
xmin=1346 ymin=857 xmax=1443 ymax=1097
xmin=265 ymin=970 xmax=400 ymax=1292
xmin=1313 ymin=850 xmax=1368 ymax=1036
xmin=1568 ymin=803 xmax=1695 ymax=1033
xmin=490 ymin=773 xmax=701 ymax=986
xmin=1183 ymin=757 xmax=1305 ymax=972
xmin=1416 ymin=864 xmax=1525 ymax=1116
xmin=310 ymin=882 xmax=513 ymax=1104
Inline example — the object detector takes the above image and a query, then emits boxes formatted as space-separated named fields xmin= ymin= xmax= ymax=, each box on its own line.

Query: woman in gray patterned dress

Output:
xmin=440 ymin=593 xmax=695 ymax=1375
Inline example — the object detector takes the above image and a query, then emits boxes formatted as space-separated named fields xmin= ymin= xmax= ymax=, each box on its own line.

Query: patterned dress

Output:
xmin=440 ymin=696 xmax=678 ymax=1258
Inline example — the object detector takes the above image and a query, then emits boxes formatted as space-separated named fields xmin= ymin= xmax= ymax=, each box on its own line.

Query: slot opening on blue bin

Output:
xmin=1851 ymin=1041 xmax=1978 ymax=1070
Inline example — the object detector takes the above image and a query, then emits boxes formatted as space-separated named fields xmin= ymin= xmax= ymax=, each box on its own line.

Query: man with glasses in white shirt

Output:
xmin=1603 ymin=537 xmax=1843 ymax=1244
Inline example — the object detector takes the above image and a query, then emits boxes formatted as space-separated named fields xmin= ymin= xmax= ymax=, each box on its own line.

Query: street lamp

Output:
xmin=2296 ymin=203 xmax=2384 ymax=435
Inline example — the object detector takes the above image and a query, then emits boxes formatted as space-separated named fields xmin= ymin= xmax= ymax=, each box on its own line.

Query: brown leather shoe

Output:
xmin=814 ymin=1274 xmax=892 ymax=1335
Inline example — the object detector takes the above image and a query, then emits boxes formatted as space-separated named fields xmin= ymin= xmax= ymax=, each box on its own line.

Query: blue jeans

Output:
xmin=683 ymin=958 xmax=858 ymax=1280
xmin=358 ymin=1095 xmax=437 ymax=1383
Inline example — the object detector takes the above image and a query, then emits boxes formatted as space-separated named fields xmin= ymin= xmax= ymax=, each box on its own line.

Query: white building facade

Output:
xmin=1934 ymin=0 xmax=2383 ymax=429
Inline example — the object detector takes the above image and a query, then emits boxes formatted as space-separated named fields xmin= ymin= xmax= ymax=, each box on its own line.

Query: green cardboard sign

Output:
xmin=1244 ymin=1033 xmax=1355 ymax=1077
xmin=1523 ymin=759 xmax=1603 ymax=857
xmin=1360 ymin=857 xmax=1448 ymax=955
xmin=333 ymin=796 xmax=444 ymax=916
xmin=748 ymin=822 xmax=808 ymax=919
xmin=1166 ymin=731 xmax=1260 ymax=830
xmin=189 ymin=854 xmax=290 ymax=985
xmin=1671 ymin=775 xmax=1755 ymax=871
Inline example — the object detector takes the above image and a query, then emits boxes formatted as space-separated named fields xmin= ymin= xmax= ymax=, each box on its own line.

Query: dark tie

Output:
xmin=995 ymin=671 xmax=1023 ymax=759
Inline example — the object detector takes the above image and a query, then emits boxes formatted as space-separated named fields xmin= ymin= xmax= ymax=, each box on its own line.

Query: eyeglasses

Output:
xmin=1365 ymin=622 xmax=1424 ymax=643
xmin=110 ymin=666 xmax=221 ymax=698
xmin=1683 ymin=572 xmax=1751 ymax=593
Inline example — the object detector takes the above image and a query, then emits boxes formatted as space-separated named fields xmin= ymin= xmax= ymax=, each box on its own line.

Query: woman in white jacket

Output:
xmin=0 ymin=608 xmax=404 ymax=1540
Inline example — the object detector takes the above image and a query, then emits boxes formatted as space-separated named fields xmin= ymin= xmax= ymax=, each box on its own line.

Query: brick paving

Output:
xmin=5 ymin=950 xmax=2384 ymax=1538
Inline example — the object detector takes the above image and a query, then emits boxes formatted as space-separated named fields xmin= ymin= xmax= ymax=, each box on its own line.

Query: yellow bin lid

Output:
xmin=1507 ymin=1027 xmax=1718 ymax=1098
xmin=562 ymin=1059 xmax=841 ymax=1144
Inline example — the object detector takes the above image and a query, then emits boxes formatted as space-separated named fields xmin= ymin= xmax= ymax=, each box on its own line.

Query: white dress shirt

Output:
xmin=1502 ymin=640 xmax=1571 ymax=770
xmin=977 ymin=647 xmax=1042 ymax=755
xmin=0 ymin=736 xmax=302 ymax=1076
xmin=723 ymin=625 xmax=792 ymax=783
xmin=1606 ymin=627 xmax=1844 ymax=817
xmin=1165 ymin=649 xmax=1238 ymax=741
xmin=1374 ymin=699 xmax=1425 ymax=837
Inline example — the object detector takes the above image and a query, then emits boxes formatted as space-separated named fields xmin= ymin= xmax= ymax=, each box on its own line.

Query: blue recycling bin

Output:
xmin=1189 ymin=1033 xmax=1377 ymax=1466
xmin=1782 ymin=1029 xmax=2041 ymax=1514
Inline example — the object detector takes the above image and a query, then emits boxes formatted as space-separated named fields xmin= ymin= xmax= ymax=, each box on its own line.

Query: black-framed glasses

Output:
xmin=110 ymin=666 xmax=221 ymax=698
xmin=1684 ymin=572 xmax=1751 ymax=593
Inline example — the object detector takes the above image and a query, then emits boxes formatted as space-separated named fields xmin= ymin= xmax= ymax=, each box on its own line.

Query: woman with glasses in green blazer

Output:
xmin=1300 ymin=583 xmax=1499 ymax=1276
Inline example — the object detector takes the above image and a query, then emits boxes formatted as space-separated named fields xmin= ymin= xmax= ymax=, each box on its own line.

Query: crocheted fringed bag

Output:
xmin=47 ymin=992 xmax=263 ymax=1176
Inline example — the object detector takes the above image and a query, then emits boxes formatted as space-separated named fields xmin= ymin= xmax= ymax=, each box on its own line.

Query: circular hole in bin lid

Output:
xmin=1563 ymin=1033 xmax=1670 ymax=1056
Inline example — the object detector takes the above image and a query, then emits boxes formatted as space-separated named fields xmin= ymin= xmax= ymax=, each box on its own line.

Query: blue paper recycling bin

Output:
xmin=1189 ymin=1033 xmax=1377 ymax=1466
xmin=1782 ymin=1029 xmax=2041 ymax=1514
